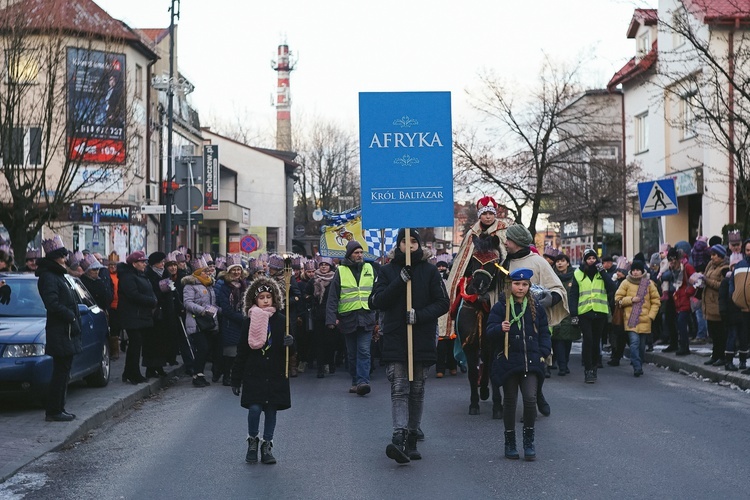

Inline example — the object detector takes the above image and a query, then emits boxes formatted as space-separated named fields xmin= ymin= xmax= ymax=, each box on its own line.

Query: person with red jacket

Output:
xmin=665 ymin=248 xmax=696 ymax=355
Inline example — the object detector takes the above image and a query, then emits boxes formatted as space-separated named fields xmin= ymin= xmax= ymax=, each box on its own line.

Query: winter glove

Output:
xmin=400 ymin=265 xmax=413 ymax=283
xmin=538 ymin=291 xmax=553 ymax=309
xmin=232 ymin=386 xmax=241 ymax=396
xmin=571 ymin=316 xmax=579 ymax=326
xmin=283 ymin=335 xmax=295 ymax=346
xmin=407 ymin=308 xmax=417 ymax=325
xmin=595 ymin=263 xmax=605 ymax=273
xmin=0 ymin=284 xmax=10 ymax=305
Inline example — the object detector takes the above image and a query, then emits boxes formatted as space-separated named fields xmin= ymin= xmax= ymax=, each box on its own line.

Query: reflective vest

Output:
xmin=574 ymin=269 xmax=609 ymax=315
xmin=337 ymin=264 xmax=374 ymax=313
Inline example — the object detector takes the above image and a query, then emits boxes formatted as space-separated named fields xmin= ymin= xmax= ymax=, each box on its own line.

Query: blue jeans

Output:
xmin=628 ymin=331 xmax=647 ymax=371
xmin=345 ymin=327 xmax=371 ymax=385
xmin=247 ymin=404 xmax=278 ymax=441
xmin=386 ymin=362 xmax=428 ymax=432
xmin=694 ymin=307 xmax=708 ymax=339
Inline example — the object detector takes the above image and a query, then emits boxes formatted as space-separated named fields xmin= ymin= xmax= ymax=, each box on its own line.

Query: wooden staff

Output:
xmin=496 ymin=264 xmax=511 ymax=360
xmin=284 ymin=255 xmax=292 ymax=379
xmin=406 ymin=228 xmax=414 ymax=381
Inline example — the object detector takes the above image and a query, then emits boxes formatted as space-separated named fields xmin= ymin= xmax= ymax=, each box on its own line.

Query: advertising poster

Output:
xmin=66 ymin=47 xmax=127 ymax=164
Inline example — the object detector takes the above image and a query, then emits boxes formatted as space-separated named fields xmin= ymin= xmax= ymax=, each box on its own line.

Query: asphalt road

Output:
xmin=2 ymin=356 xmax=749 ymax=500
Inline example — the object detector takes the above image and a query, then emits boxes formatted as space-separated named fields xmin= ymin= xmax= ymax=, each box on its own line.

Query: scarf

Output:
xmin=313 ymin=268 xmax=335 ymax=302
xmin=627 ymin=274 xmax=650 ymax=329
xmin=151 ymin=265 xmax=165 ymax=277
xmin=228 ymin=279 xmax=245 ymax=312
xmin=510 ymin=297 xmax=528 ymax=330
xmin=673 ymin=264 xmax=684 ymax=289
xmin=248 ymin=305 xmax=276 ymax=349
xmin=192 ymin=270 xmax=213 ymax=287
xmin=502 ymin=247 xmax=531 ymax=269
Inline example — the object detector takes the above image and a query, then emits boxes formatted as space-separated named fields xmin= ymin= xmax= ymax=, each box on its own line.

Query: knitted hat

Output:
xmin=148 ymin=251 xmax=167 ymax=266
xmin=506 ymin=224 xmax=533 ymax=247
xmin=583 ymin=248 xmax=598 ymax=261
xmin=633 ymin=252 xmax=646 ymax=264
xmin=345 ymin=240 xmax=363 ymax=259
xmin=630 ymin=260 xmax=645 ymax=273
xmin=708 ymin=235 xmax=722 ymax=247
xmin=667 ymin=248 xmax=679 ymax=261
xmin=476 ymin=196 xmax=498 ymax=217
xmin=397 ymin=228 xmax=422 ymax=247
xmin=650 ymin=253 xmax=661 ymax=266
xmin=316 ymin=256 xmax=334 ymax=267
xmin=126 ymin=251 xmax=148 ymax=265
xmin=709 ymin=244 xmax=727 ymax=258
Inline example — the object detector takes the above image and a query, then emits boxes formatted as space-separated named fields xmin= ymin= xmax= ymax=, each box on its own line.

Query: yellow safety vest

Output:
xmin=574 ymin=269 xmax=609 ymax=315
xmin=337 ymin=264 xmax=374 ymax=313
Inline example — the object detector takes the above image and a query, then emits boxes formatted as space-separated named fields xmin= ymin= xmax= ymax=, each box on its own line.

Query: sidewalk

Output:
xmin=0 ymin=356 xmax=185 ymax=483
xmin=645 ymin=341 xmax=750 ymax=392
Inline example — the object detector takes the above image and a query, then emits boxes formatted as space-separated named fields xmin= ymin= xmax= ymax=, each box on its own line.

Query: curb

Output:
xmin=645 ymin=351 xmax=750 ymax=391
xmin=0 ymin=370 xmax=179 ymax=484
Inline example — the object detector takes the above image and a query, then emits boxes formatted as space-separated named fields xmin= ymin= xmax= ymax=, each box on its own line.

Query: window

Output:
xmin=133 ymin=135 xmax=143 ymax=177
xmin=135 ymin=64 xmax=143 ymax=99
xmin=635 ymin=112 xmax=649 ymax=153
xmin=4 ymin=49 xmax=40 ymax=84
xmin=672 ymin=9 xmax=688 ymax=48
xmin=681 ymin=91 xmax=697 ymax=139
xmin=1 ymin=126 xmax=42 ymax=167
xmin=637 ymin=31 xmax=651 ymax=59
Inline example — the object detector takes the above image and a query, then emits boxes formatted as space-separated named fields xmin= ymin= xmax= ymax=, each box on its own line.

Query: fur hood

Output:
xmin=243 ymin=275 xmax=284 ymax=314
xmin=181 ymin=274 xmax=216 ymax=287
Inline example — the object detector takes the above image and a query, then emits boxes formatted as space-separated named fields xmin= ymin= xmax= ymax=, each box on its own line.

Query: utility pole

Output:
xmin=164 ymin=0 xmax=180 ymax=254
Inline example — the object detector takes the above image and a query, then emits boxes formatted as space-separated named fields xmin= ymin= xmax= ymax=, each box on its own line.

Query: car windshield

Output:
xmin=0 ymin=278 xmax=47 ymax=317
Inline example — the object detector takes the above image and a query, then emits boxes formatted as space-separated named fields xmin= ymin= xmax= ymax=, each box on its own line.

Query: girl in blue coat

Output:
xmin=486 ymin=268 xmax=551 ymax=461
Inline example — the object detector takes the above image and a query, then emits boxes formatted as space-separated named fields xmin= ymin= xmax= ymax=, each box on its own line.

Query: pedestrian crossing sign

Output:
xmin=638 ymin=179 xmax=679 ymax=219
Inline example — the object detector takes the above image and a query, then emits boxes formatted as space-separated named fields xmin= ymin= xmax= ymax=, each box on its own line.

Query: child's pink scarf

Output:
xmin=248 ymin=305 xmax=276 ymax=349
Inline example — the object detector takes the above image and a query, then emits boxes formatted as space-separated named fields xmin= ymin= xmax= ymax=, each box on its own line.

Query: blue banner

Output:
xmin=359 ymin=92 xmax=454 ymax=228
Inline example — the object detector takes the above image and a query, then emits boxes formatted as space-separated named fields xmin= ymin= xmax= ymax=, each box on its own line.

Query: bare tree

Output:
xmin=654 ymin=0 xmax=750 ymax=234
xmin=202 ymin=104 xmax=275 ymax=148
xmin=292 ymin=116 xmax=359 ymax=229
xmin=0 ymin=3 xmax=146 ymax=260
xmin=457 ymin=56 xmax=601 ymax=237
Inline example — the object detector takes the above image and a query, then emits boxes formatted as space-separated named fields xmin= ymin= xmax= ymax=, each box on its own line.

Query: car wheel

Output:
xmin=85 ymin=340 xmax=110 ymax=388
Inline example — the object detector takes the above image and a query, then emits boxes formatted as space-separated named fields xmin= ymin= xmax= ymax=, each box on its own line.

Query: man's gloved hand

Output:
xmin=0 ymin=284 xmax=10 ymax=305
xmin=596 ymin=263 xmax=605 ymax=273
xmin=283 ymin=335 xmax=294 ymax=346
xmin=538 ymin=291 xmax=553 ymax=309
xmin=232 ymin=386 xmax=241 ymax=396
xmin=400 ymin=265 xmax=412 ymax=283
xmin=407 ymin=308 xmax=417 ymax=325
xmin=571 ymin=316 xmax=579 ymax=326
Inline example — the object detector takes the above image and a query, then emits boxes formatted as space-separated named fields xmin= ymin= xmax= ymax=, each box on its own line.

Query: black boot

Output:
xmin=522 ymin=427 xmax=536 ymax=461
xmin=405 ymin=431 xmax=422 ymax=460
xmin=385 ymin=430 xmax=410 ymax=464
xmin=245 ymin=436 xmax=259 ymax=463
xmin=504 ymin=430 xmax=519 ymax=460
xmin=537 ymin=390 xmax=550 ymax=416
xmin=492 ymin=402 xmax=503 ymax=420
xmin=725 ymin=353 xmax=737 ymax=371
xmin=222 ymin=356 xmax=233 ymax=386
xmin=260 ymin=440 xmax=276 ymax=464
xmin=739 ymin=353 xmax=748 ymax=370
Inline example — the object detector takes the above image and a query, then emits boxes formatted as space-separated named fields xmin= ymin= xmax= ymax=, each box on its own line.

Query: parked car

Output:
xmin=0 ymin=272 xmax=110 ymax=405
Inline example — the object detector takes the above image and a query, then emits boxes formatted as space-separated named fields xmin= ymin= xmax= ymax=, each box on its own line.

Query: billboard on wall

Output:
xmin=66 ymin=48 xmax=127 ymax=164
xmin=203 ymin=145 xmax=219 ymax=210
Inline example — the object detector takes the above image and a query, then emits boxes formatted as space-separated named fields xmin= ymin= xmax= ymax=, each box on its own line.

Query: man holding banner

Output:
xmin=370 ymin=229 xmax=449 ymax=463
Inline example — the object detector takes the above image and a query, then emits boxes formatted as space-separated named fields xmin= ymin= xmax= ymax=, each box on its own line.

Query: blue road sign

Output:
xmin=638 ymin=179 xmax=679 ymax=219
xmin=359 ymin=92 xmax=454 ymax=229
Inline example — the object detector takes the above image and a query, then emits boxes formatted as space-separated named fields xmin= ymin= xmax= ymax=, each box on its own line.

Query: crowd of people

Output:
xmin=2 ymin=208 xmax=749 ymax=464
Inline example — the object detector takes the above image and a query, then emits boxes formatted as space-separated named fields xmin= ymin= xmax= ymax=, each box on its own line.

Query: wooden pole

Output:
xmin=405 ymin=228 xmax=414 ymax=381
xmin=284 ymin=256 xmax=292 ymax=379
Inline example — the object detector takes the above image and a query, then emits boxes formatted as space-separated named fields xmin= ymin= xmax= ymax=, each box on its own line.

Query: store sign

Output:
xmin=665 ymin=167 xmax=702 ymax=197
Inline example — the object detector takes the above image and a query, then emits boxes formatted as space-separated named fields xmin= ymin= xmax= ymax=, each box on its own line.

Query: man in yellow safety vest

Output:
xmin=326 ymin=240 xmax=378 ymax=396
